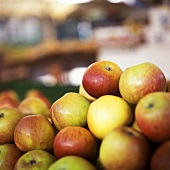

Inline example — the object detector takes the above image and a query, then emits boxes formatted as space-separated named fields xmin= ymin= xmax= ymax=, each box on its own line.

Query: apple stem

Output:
xmin=30 ymin=160 xmax=36 ymax=165
xmin=0 ymin=113 xmax=4 ymax=118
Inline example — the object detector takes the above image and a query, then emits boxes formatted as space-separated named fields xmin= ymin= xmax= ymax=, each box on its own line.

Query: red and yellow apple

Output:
xmin=14 ymin=114 xmax=56 ymax=152
xmin=119 ymin=62 xmax=167 ymax=104
xmin=0 ymin=143 xmax=23 ymax=170
xmin=99 ymin=126 xmax=151 ymax=170
xmin=0 ymin=107 xmax=24 ymax=144
xmin=48 ymin=155 xmax=97 ymax=170
xmin=135 ymin=91 xmax=170 ymax=143
xmin=51 ymin=92 xmax=91 ymax=131
xmin=82 ymin=60 xmax=123 ymax=98
xmin=53 ymin=126 xmax=98 ymax=161
xmin=18 ymin=97 xmax=50 ymax=118
xmin=150 ymin=140 xmax=170 ymax=170
xmin=14 ymin=149 xmax=56 ymax=170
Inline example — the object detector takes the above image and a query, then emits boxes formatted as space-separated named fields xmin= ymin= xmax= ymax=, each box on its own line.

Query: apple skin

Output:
xmin=14 ymin=149 xmax=56 ymax=170
xmin=51 ymin=92 xmax=91 ymax=131
xmin=0 ymin=107 xmax=24 ymax=144
xmin=48 ymin=155 xmax=97 ymax=170
xmin=25 ymin=89 xmax=51 ymax=108
xmin=14 ymin=114 xmax=56 ymax=152
xmin=135 ymin=91 xmax=170 ymax=143
xmin=150 ymin=140 xmax=170 ymax=170
xmin=0 ymin=143 xmax=23 ymax=170
xmin=119 ymin=62 xmax=167 ymax=104
xmin=82 ymin=60 xmax=123 ymax=98
xmin=99 ymin=126 xmax=151 ymax=170
xmin=18 ymin=97 xmax=50 ymax=118
xmin=53 ymin=126 xmax=98 ymax=161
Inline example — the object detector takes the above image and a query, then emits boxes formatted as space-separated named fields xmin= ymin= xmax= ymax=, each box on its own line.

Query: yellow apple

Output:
xmin=79 ymin=84 xmax=96 ymax=102
xmin=87 ymin=95 xmax=133 ymax=140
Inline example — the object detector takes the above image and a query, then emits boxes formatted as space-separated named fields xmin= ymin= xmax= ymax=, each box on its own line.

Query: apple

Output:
xmin=14 ymin=149 xmax=56 ymax=170
xmin=0 ymin=143 xmax=23 ymax=170
xmin=87 ymin=95 xmax=133 ymax=140
xmin=0 ymin=89 xmax=20 ymax=105
xmin=82 ymin=60 xmax=123 ymax=98
xmin=48 ymin=155 xmax=97 ymax=170
xmin=99 ymin=126 xmax=151 ymax=170
xmin=135 ymin=91 xmax=170 ymax=143
xmin=25 ymin=88 xmax=51 ymax=108
xmin=14 ymin=114 xmax=56 ymax=152
xmin=150 ymin=140 xmax=170 ymax=170
xmin=0 ymin=96 xmax=19 ymax=109
xmin=0 ymin=107 xmax=24 ymax=144
xmin=167 ymin=80 xmax=170 ymax=92
xmin=79 ymin=84 xmax=96 ymax=102
xmin=119 ymin=62 xmax=167 ymax=104
xmin=51 ymin=92 xmax=91 ymax=131
xmin=53 ymin=126 xmax=98 ymax=161
xmin=18 ymin=97 xmax=50 ymax=118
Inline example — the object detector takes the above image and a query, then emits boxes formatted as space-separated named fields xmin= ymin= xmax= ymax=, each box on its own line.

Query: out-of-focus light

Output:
xmin=37 ymin=74 xmax=57 ymax=87
xmin=68 ymin=67 xmax=87 ymax=86
xmin=107 ymin=0 xmax=136 ymax=5
xmin=56 ymin=0 xmax=93 ymax=4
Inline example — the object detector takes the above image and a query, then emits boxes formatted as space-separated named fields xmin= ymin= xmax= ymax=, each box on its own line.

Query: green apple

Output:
xmin=14 ymin=114 xmax=56 ymax=152
xmin=48 ymin=155 xmax=97 ymax=170
xmin=82 ymin=60 xmax=123 ymax=98
xmin=0 ymin=107 xmax=24 ymax=144
xmin=150 ymin=140 xmax=170 ymax=170
xmin=53 ymin=126 xmax=98 ymax=161
xmin=135 ymin=91 xmax=170 ymax=143
xmin=51 ymin=92 xmax=91 ymax=131
xmin=14 ymin=149 xmax=56 ymax=170
xmin=99 ymin=126 xmax=151 ymax=170
xmin=18 ymin=97 xmax=50 ymax=118
xmin=0 ymin=143 xmax=23 ymax=170
xmin=119 ymin=62 xmax=167 ymax=104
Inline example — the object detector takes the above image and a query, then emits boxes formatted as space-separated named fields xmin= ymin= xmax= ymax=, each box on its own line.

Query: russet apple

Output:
xmin=14 ymin=114 xmax=56 ymax=152
xmin=0 ymin=107 xmax=24 ymax=144
xmin=53 ymin=126 xmax=98 ymax=161
xmin=14 ymin=149 xmax=56 ymax=170
xmin=99 ymin=126 xmax=151 ymax=170
xmin=87 ymin=95 xmax=133 ymax=140
xmin=48 ymin=155 xmax=97 ymax=170
xmin=0 ymin=143 xmax=23 ymax=170
xmin=150 ymin=140 xmax=170 ymax=170
xmin=51 ymin=92 xmax=91 ymax=131
xmin=18 ymin=97 xmax=50 ymax=118
xmin=82 ymin=60 xmax=123 ymax=98
xmin=119 ymin=62 xmax=167 ymax=104
xmin=135 ymin=91 xmax=170 ymax=143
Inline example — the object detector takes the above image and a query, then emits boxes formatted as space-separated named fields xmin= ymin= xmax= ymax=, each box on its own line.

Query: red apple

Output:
xmin=135 ymin=91 xmax=170 ymax=143
xmin=82 ymin=60 xmax=123 ymax=98
xmin=99 ymin=126 xmax=151 ymax=170
xmin=0 ymin=97 xmax=19 ymax=109
xmin=53 ymin=126 xmax=98 ymax=161
xmin=48 ymin=155 xmax=97 ymax=170
xmin=119 ymin=62 xmax=167 ymax=104
xmin=14 ymin=149 xmax=56 ymax=170
xmin=14 ymin=114 xmax=56 ymax=152
xmin=150 ymin=140 xmax=170 ymax=170
xmin=18 ymin=97 xmax=50 ymax=118
xmin=25 ymin=89 xmax=51 ymax=108
xmin=0 ymin=107 xmax=24 ymax=144
xmin=0 ymin=143 xmax=23 ymax=170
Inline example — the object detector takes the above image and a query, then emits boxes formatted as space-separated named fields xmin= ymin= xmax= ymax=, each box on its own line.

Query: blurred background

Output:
xmin=0 ymin=0 xmax=170 ymax=101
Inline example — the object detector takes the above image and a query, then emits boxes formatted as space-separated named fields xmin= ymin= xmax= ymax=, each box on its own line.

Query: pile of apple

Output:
xmin=0 ymin=60 xmax=170 ymax=170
